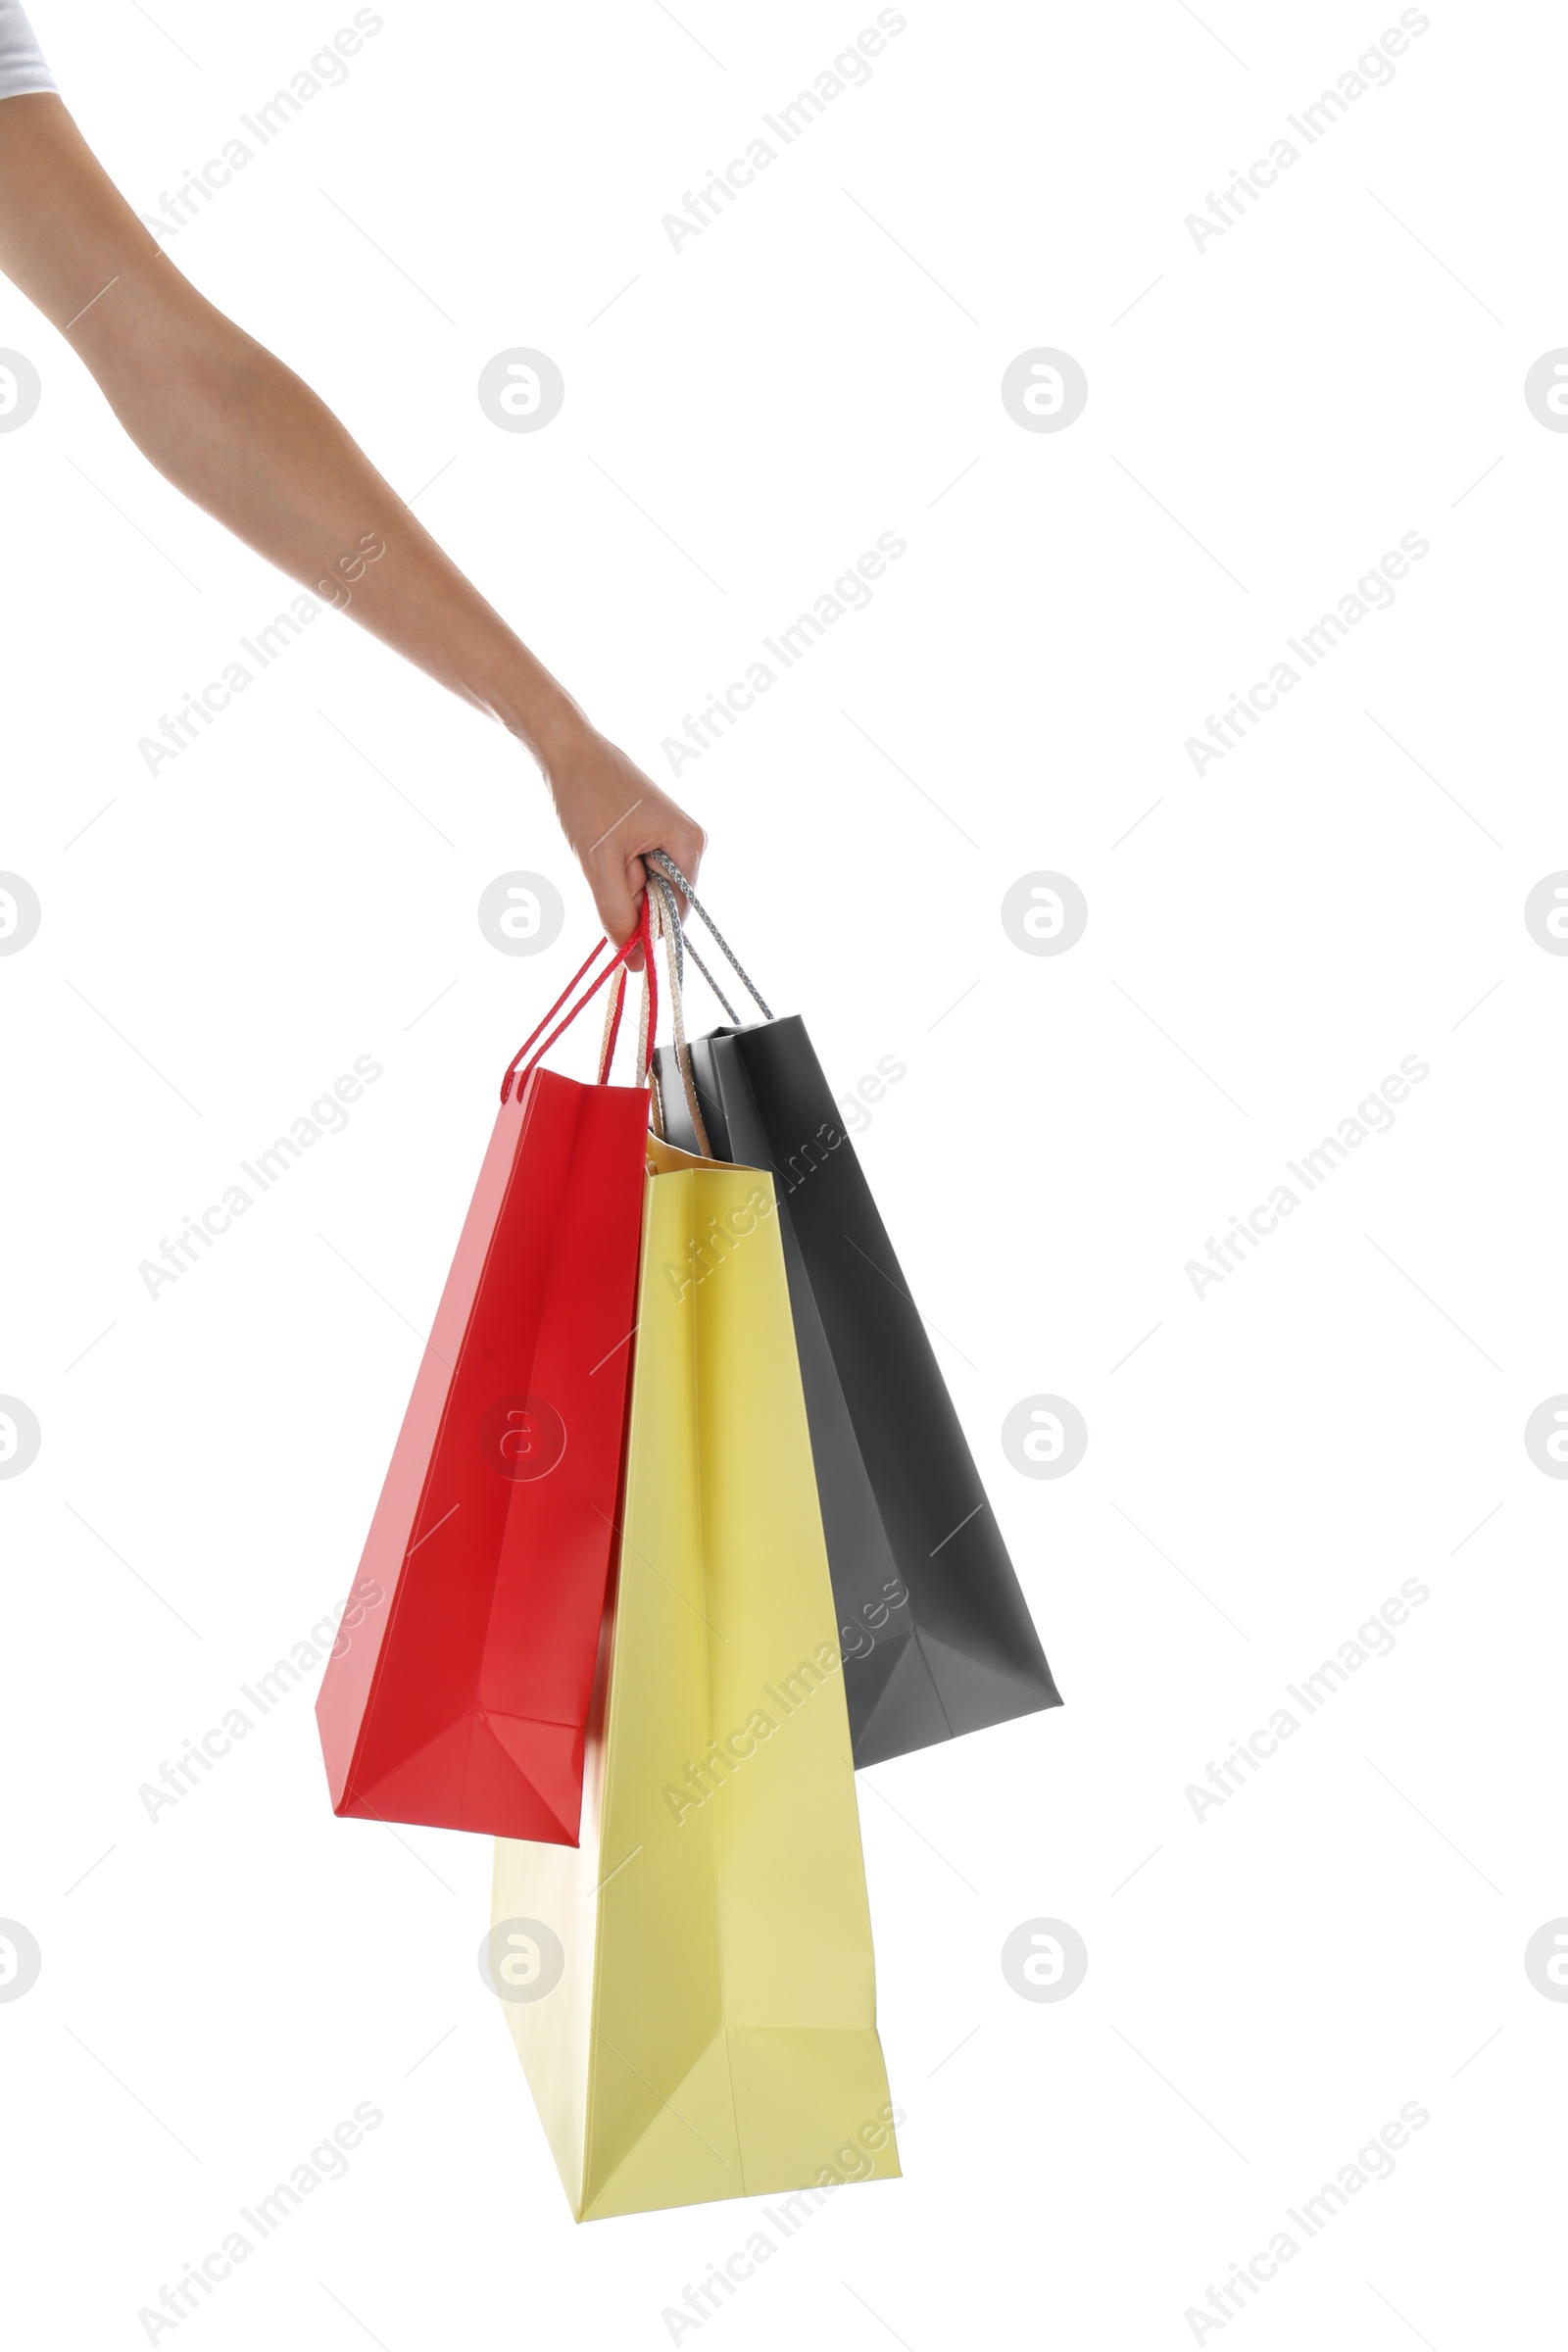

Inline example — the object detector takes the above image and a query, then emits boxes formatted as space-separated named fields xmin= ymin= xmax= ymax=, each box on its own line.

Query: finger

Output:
xmin=589 ymin=857 xmax=643 ymax=963
xmin=620 ymin=841 xmax=681 ymax=926
xmin=637 ymin=832 xmax=701 ymax=922
xmin=672 ymin=825 xmax=706 ymax=912
xmin=618 ymin=854 xmax=651 ymax=964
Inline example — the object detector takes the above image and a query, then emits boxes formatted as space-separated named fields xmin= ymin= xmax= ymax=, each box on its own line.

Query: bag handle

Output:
xmin=645 ymin=851 xmax=773 ymax=1023
xmin=587 ymin=878 xmax=710 ymax=1152
xmin=592 ymin=884 xmax=671 ymax=1089
xmin=645 ymin=872 xmax=712 ymax=1156
xmin=499 ymin=890 xmax=658 ymax=1104
xmin=498 ymin=847 xmax=755 ymax=1114
xmin=592 ymin=932 xmax=662 ymax=1090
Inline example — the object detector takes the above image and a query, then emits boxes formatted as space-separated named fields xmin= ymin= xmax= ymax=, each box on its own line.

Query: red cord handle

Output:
xmin=499 ymin=892 xmax=657 ymax=1104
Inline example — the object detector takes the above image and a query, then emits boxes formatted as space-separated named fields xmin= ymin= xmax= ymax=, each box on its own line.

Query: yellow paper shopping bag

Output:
xmin=490 ymin=1136 xmax=901 ymax=2221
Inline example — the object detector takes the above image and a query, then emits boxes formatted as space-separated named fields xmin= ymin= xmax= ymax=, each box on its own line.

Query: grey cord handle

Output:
xmin=646 ymin=854 xmax=733 ymax=1019
xmin=678 ymin=936 xmax=738 ymax=1024
xmin=648 ymin=870 xmax=684 ymax=993
xmin=646 ymin=851 xmax=773 ymax=1024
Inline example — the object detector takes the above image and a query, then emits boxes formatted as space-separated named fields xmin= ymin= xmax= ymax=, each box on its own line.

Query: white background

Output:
xmin=3 ymin=0 xmax=1564 ymax=2344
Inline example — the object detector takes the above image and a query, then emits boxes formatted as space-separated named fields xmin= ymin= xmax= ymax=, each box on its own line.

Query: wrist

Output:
xmin=488 ymin=660 xmax=594 ymax=775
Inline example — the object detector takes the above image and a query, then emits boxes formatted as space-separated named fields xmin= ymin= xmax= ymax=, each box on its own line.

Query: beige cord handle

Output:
xmin=593 ymin=881 xmax=711 ymax=1157
xmin=596 ymin=962 xmax=626 ymax=1085
xmin=648 ymin=876 xmax=711 ymax=1156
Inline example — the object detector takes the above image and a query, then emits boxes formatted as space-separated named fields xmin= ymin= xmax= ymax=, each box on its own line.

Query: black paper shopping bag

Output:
xmin=648 ymin=865 xmax=1060 ymax=1769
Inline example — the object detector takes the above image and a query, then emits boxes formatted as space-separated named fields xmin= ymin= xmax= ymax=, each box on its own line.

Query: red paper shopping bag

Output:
xmin=316 ymin=913 xmax=657 ymax=1842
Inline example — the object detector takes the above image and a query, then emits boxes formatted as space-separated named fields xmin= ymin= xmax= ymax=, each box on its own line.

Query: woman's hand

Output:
xmin=538 ymin=717 xmax=707 ymax=954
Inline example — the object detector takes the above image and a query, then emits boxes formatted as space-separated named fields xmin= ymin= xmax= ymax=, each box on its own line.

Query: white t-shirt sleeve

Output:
xmin=0 ymin=0 xmax=56 ymax=98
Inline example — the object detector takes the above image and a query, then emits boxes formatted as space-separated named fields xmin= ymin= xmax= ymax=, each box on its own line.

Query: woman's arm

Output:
xmin=0 ymin=90 xmax=704 ymax=944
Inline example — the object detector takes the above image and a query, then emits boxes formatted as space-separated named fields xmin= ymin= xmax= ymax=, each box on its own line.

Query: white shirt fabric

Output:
xmin=0 ymin=0 xmax=54 ymax=98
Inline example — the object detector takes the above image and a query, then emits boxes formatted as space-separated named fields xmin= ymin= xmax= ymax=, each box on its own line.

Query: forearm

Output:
xmin=0 ymin=93 xmax=585 ymax=764
xmin=87 ymin=285 xmax=585 ymax=760
xmin=0 ymin=89 xmax=706 ymax=945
